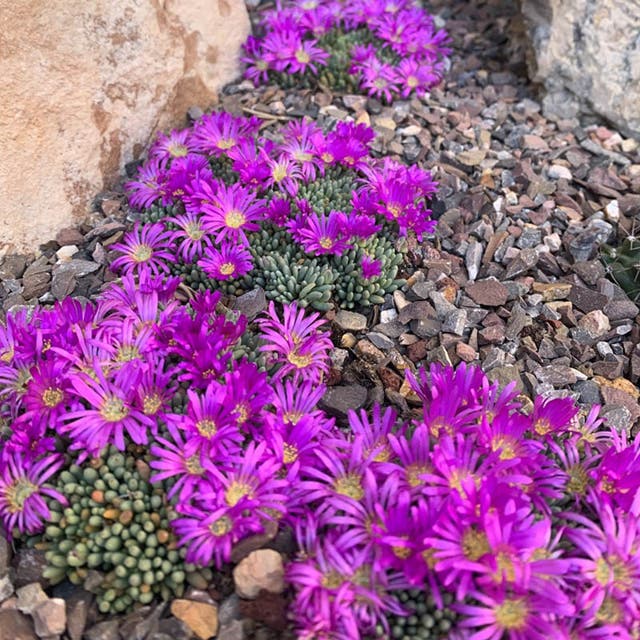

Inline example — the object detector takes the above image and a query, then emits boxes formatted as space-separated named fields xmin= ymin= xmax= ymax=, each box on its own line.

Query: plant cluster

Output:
xmin=242 ymin=0 xmax=450 ymax=102
xmin=0 ymin=273 xmax=333 ymax=612
xmin=122 ymin=112 xmax=437 ymax=310
xmin=283 ymin=364 xmax=640 ymax=640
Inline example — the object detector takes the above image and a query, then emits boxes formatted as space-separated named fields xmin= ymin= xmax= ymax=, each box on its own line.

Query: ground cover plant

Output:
xmin=242 ymin=0 xmax=450 ymax=102
xmin=123 ymin=111 xmax=438 ymax=310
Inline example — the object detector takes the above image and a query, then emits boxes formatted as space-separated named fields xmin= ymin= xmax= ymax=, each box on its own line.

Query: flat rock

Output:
xmin=465 ymin=278 xmax=509 ymax=307
xmin=334 ymin=310 xmax=367 ymax=332
xmin=232 ymin=287 xmax=267 ymax=319
xmin=15 ymin=583 xmax=48 ymax=615
xmin=233 ymin=549 xmax=284 ymax=599
xmin=84 ymin=620 xmax=120 ymax=640
xmin=319 ymin=385 xmax=367 ymax=419
xmin=0 ymin=610 xmax=36 ymax=640
xmin=0 ymin=575 xmax=12 ymax=603
xmin=32 ymin=598 xmax=66 ymax=637
xmin=486 ymin=365 xmax=525 ymax=393
xmin=567 ymin=286 xmax=610 ymax=313
xmin=170 ymin=600 xmax=219 ymax=640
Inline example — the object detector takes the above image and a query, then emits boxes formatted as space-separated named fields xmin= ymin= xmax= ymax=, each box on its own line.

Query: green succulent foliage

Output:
xmin=373 ymin=590 xmax=459 ymax=640
xmin=33 ymin=447 xmax=210 ymax=614
xmin=601 ymin=236 xmax=640 ymax=301
xmin=268 ymin=27 xmax=400 ymax=92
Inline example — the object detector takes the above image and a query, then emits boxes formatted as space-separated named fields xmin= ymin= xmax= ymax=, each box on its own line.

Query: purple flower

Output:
xmin=258 ymin=302 xmax=332 ymax=383
xmin=361 ymin=254 xmax=382 ymax=279
xmin=62 ymin=364 xmax=153 ymax=457
xmin=287 ymin=211 xmax=350 ymax=256
xmin=125 ymin=158 xmax=168 ymax=210
xmin=191 ymin=111 xmax=261 ymax=156
xmin=110 ymin=222 xmax=175 ymax=277
xmin=149 ymin=128 xmax=196 ymax=160
xmin=198 ymin=241 xmax=253 ymax=281
xmin=200 ymin=182 xmax=263 ymax=245
xmin=168 ymin=212 xmax=212 ymax=262
xmin=0 ymin=452 xmax=66 ymax=537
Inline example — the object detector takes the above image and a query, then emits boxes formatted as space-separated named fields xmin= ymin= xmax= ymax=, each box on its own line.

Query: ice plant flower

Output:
xmin=0 ymin=452 xmax=66 ymax=536
xmin=110 ymin=221 xmax=175 ymax=276
xmin=198 ymin=241 xmax=253 ymax=281
xmin=258 ymin=301 xmax=332 ymax=383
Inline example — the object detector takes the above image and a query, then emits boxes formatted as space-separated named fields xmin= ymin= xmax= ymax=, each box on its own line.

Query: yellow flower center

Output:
xmin=566 ymin=464 xmax=590 ymax=496
xmin=132 ymin=244 xmax=153 ymax=263
xmin=185 ymin=454 xmax=204 ymax=475
xmin=100 ymin=395 xmax=129 ymax=422
xmin=407 ymin=75 xmax=418 ymax=88
xmin=319 ymin=236 xmax=334 ymax=250
xmin=462 ymin=527 xmax=490 ymax=561
xmin=216 ymin=138 xmax=236 ymax=150
xmin=321 ymin=152 xmax=334 ymax=163
xmin=234 ymin=402 xmax=249 ymax=425
xmin=168 ymin=143 xmax=189 ymax=157
xmin=494 ymin=550 xmax=517 ymax=583
xmin=287 ymin=349 xmax=313 ymax=369
xmin=219 ymin=262 xmax=236 ymax=276
xmin=272 ymin=164 xmax=288 ymax=183
xmin=494 ymin=598 xmax=528 ymax=630
xmin=142 ymin=393 xmax=162 ymax=415
xmin=333 ymin=473 xmax=364 ymax=500
xmin=406 ymin=463 xmax=430 ymax=488
xmin=294 ymin=151 xmax=313 ymax=163
xmin=283 ymin=410 xmax=303 ymax=425
xmin=185 ymin=221 xmax=203 ymax=240
xmin=0 ymin=348 xmax=14 ymax=363
xmin=196 ymin=419 xmax=217 ymax=437
xmin=209 ymin=515 xmax=232 ymax=536
xmin=116 ymin=345 xmax=140 ymax=362
xmin=283 ymin=442 xmax=299 ymax=464
xmin=224 ymin=209 xmax=246 ymax=229
xmin=388 ymin=203 xmax=402 ymax=218
xmin=595 ymin=554 xmax=632 ymax=590
xmin=321 ymin=570 xmax=345 ymax=590
xmin=225 ymin=481 xmax=254 ymax=507
xmin=491 ymin=435 xmax=518 ymax=460
xmin=6 ymin=478 xmax=38 ymax=513
xmin=42 ymin=387 xmax=63 ymax=408
xmin=295 ymin=49 xmax=310 ymax=64
xmin=534 ymin=418 xmax=552 ymax=436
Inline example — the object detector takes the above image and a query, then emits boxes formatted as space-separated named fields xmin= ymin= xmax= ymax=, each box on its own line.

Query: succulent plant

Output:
xmin=600 ymin=236 xmax=640 ymax=301
xmin=373 ymin=589 xmax=459 ymax=640
xmin=34 ymin=447 xmax=209 ymax=614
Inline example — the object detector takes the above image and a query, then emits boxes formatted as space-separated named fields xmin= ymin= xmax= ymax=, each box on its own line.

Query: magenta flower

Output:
xmin=531 ymin=396 xmax=579 ymax=440
xmin=394 ymin=57 xmax=441 ymax=98
xmin=258 ymin=301 xmax=332 ymax=383
xmin=62 ymin=364 xmax=153 ymax=457
xmin=150 ymin=421 xmax=209 ymax=501
xmin=149 ymin=128 xmax=196 ymax=160
xmin=125 ymin=157 xmax=168 ymax=209
xmin=168 ymin=212 xmax=212 ymax=262
xmin=288 ymin=211 xmax=350 ymax=256
xmin=198 ymin=241 xmax=253 ymax=281
xmin=455 ymin=587 xmax=573 ymax=640
xmin=242 ymin=35 xmax=271 ymax=85
xmin=171 ymin=497 xmax=262 ymax=567
xmin=0 ymin=452 xmax=66 ymax=537
xmin=110 ymin=222 xmax=175 ymax=277
xmin=191 ymin=111 xmax=261 ymax=156
xmin=200 ymin=182 xmax=263 ymax=244
xmin=361 ymin=254 xmax=382 ymax=279
xmin=180 ymin=383 xmax=243 ymax=456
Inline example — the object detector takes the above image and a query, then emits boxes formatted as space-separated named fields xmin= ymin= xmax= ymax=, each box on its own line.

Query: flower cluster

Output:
xmin=0 ymin=273 xmax=332 ymax=557
xmin=243 ymin=0 xmax=450 ymax=102
xmin=284 ymin=363 xmax=640 ymax=640
xmin=123 ymin=111 xmax=438 ymax=310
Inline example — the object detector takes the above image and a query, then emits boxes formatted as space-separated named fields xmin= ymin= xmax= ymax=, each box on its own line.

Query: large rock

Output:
xmin=520 ymin=0 xmax=640 ymax=136
xmin=0 ymin=0 xmax=250 ymax=254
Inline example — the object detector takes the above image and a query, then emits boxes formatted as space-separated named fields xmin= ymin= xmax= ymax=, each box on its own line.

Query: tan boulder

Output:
xmin=0 ymin=0 xmax=250 ymax=255
xmin=520 ymin=0 xmax=640 ymax=137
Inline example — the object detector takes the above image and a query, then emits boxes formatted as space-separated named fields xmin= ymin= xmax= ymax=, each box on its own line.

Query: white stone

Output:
xmin=233 ymin=550 xmax=285 ymax=600
xmin=547 ymin=164 xmax=572 ymax=181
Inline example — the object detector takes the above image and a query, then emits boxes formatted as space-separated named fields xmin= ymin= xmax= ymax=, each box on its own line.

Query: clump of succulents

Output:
xmin=0 ymin=272 xmax=334 ymax=614
xmin=123 ymin=112 xmax=438 ymax=310
xmin=375 ymin=590 xmax=458 ymax=640
xmin=284 ymin=365 xmax=640 ymax=639
xmin=600 ymin=235 xmax=640 ymax=301
xmin=37 ymin=447 xmax=210 ymax=613
xmin=243 ymin=0 xmax=450 ymax=103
